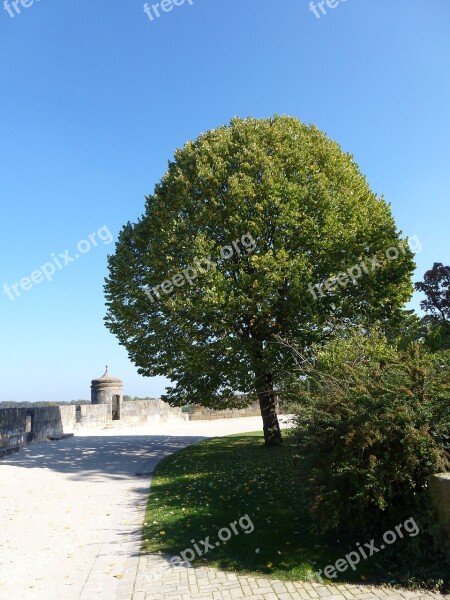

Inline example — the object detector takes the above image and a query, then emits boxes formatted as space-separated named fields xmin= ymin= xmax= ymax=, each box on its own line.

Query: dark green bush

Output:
xmin=292 ymin=328 xmax=450 ymax=537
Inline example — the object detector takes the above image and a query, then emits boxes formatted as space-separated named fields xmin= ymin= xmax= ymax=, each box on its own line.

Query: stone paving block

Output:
xmin=198 ymin=579 xmax=221 ymax=588
xmin=364 ymin=590 xmax=389 ymax=599
xmin=160 ymin=584 xmax=181 ymax=593
xmin=343 ymin=586 xmax=361 ymax=595
xmin=315 ymin=586 xmax=333 ymax=597
xmin=116 ymin=590 xmax=134 ymax=599
xmin=364 ymin=595 xmax=403 ymax=600
xmin=138 ymin=580 xmax=161 ymax=593
xmin=262 ymin=592 xmax=279 ymax=600
xmin=219 ymin=582 xmax=244 ymax=590
xmin=290 ymin=592 xmax=310 ymax=600
xmin=187 ymin=588 xmax=200 ymax=597
xmin=272 ymin=582 xmax=288 ymax=593
xmin=253 ymin=588 xmax=276 ymax=595
xmin=196 ymin=570 xmax=209 ymax=579
xmin=81 ymin=585 xmax=104 ymax=594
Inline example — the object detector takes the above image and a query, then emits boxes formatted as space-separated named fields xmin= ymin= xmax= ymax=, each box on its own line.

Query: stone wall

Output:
xmin=120 ymin=399 xmax=265 ymax=423
xmin=0 ymin=399 xmax=267 ymax=457
xmin=59 ymin=405 xmax=76 ymax=432
xmin=121 ymin=399 xmax=187 ymax=424
xmin=29 ymin=406 xmax=76 ymax=443
xmin=0 ymin=408 xmax=28 ymax=456
xmin=0 ymin=405 xmax=76 ymax=456
xmin=429 ymin=473 xmax=450 ymax=552
xmin=75 ymin=404 xmax=109 ymax=430
xmin=184 ymin=401 xmax=262 ymax=420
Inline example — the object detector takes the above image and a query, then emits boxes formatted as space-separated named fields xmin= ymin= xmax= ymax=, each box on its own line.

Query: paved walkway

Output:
xmin=0 ymin=417 xmax=448 ymax=600
xmin=129 ymin=558 xmax=450 ymax=600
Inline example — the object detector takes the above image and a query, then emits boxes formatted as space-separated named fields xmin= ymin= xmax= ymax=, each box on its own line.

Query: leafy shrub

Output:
xmin=292 ymin=327 xmax=450 ymax=538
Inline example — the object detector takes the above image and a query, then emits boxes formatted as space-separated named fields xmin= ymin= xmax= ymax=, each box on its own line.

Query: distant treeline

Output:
xmin=0 ymin=400 xmax=91 ymax=409
xmin=0 ymin=397 xmax=160 ymax=409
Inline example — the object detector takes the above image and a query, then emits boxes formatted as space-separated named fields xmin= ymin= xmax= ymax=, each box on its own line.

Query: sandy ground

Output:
xmin=0 ymin=416 xmax=288 ymax=600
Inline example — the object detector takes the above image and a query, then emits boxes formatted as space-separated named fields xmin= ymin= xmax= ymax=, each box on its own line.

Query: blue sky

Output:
xmin=0 ymin=0 xmax=449 ymax=402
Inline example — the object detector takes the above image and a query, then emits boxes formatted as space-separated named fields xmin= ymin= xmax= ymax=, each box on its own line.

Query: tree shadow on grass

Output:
xmin=139 ymin=433 xmax=325 ymax=579
xmin=139 ymin=434 xmax=450 ymax=593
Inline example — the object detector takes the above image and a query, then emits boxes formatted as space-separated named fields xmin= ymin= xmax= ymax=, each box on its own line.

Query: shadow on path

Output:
xmin=0 ymin=433 xmax=207 ymax=482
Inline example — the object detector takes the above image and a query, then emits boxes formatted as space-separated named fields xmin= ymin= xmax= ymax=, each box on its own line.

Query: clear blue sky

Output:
xmin=0 ymin=0 xmax=449 ymax=402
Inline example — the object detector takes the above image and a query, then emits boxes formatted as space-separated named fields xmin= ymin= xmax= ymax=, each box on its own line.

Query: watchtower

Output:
xmin=91 ymin=366 xmax=123 ymax=421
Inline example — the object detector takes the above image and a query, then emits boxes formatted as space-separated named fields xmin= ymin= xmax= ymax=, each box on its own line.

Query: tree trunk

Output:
xmin=256 ymin=372 xmax=282 ymax=446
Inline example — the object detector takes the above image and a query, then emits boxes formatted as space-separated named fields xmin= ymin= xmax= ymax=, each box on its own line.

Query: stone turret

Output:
xmin=91 ymin=366 xmax=123 ymax=421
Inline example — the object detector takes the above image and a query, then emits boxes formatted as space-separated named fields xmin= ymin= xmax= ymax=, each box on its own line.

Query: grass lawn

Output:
xmin=142 ymin=431 xmax=448 ymax=590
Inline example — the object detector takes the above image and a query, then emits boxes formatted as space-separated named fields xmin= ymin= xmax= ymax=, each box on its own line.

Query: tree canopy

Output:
xmin=415 ymin=262 xmax=450 ymax=351
xmin=104 ymin=116 xmax=416 ymax=444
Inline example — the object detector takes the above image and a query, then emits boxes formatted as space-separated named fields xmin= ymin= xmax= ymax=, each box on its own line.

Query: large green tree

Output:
xmin=104 ymin=116 xmax=415 ymax=445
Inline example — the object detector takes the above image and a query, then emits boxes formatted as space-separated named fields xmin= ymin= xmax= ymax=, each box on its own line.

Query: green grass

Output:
xmin=142 ymin=431 xmax=335 ymax=581
xmin=142 ymin=432 xmax=448 ymax=590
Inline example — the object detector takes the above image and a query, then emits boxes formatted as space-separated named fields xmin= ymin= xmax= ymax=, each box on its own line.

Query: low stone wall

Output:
xmin=120 ymin=400 xmax=264 ymax=423
xmin=31 ymin=405 xmax=76 ymax=442
xmin=75 ymin=404 xmax=109 ymax=430
xmin=121 ymin=399 xmax=187 ymax=424
xmin=1 ymin=398 xmax=267 ymax=457
xmin=0 ymin=405 xmax=76 ymax=455
xmin=184 ymin=401 xmax=261 ymax=420
xmin=429 ymin=473 xmax=450 ymax=552
xmin=59 ymin=405 xmax=76 ymax=432
xmin=0 ymin=408 xmax=28 ymax=456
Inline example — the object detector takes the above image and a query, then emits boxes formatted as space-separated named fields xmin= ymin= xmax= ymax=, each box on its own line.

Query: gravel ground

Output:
xmin=0 ymin=416 xmax=279 ymax=600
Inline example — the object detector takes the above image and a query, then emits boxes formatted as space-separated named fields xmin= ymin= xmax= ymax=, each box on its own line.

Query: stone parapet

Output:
xmin=429 ymin=472 xmax=450 ymax=552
